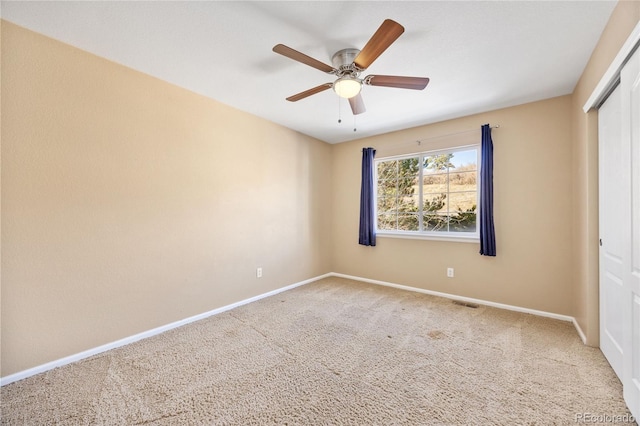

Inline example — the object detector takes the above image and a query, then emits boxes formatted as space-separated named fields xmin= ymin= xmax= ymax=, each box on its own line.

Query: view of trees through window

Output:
xmin=376 ymin=148 xmax=478 ymax=234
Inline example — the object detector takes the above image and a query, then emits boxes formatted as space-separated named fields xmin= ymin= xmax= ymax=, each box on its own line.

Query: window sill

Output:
xmin=376 ymin=231 xmax=479 ymax=244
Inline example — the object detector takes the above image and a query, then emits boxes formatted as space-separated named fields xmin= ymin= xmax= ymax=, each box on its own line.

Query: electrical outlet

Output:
xmin=256 ymin=267 xmax=263 ymax=278
xmin=447 ymin=267 xmax=454 ymax=278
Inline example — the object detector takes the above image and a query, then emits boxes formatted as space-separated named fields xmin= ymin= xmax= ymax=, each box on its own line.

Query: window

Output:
xmin=375 ymin=146 xmax=479 ymax=240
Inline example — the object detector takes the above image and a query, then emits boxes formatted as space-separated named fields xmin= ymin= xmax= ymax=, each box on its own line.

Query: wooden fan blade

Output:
xmin=286 ymin=83 xmax=333 ymax=102
xmin=348 ymin=93 xmax=366 ymax=115
xmin=365 ymin=75 xmax=430 ymax=90
xmin=273 ymin=44 xmax=336 ymax=74
xmin=353 ymin=19 xmax=405 ymax=70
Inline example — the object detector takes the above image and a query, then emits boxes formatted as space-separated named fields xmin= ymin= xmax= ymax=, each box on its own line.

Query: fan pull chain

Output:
xmin=353 ymin=114 xmax=357 ymax=132
xmin=337 ymin=97 xmax=342 ymax=124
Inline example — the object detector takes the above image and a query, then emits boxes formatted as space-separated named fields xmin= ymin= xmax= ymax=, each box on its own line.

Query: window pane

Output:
xmin=424 ymin=153 xmax=454 ymax=172
xmin=378 ymin=180 xmax=398 ymax=195
xmin=423 ymin=193 xmax=447 ymax=214
xmin=398 ymin=192 xmax=419 ymax=213
xmin=376 ymin=157 xmax=420 ymax=232
xmin=377 ymin=176 xmax=397 ymax=186
xmin=377 ymin=213 xmax=397 ymax=230
xmin=398 ymin=185 xmax=418 ymax=199
xmin=377 ymin=157 xmax=401 ymax=214
xmin=377 ymin=161 xmax=397 ymax=180
xmin=377 ymin=194 xmax=397 ymax=211
xmin=448 ymin=192 xmax=476 ymax=213
xmin=448 ymin=189 xmax=477 ymax=233
xmin=424 ymin=214 xmax=448 ymax=232
xmin=449 ymin=149 xmax=477 ymax=169
xmin=422 ymin=172 xmax=447 ymax=194
xmin=399 ymin=158 xmax=419 ymax=178
xmin=397 ymin=214 xmax=419 ymax=231
xmin=449 ymin=211 xmax=477 ymax=232
xmin=449 ymin=170 xmax=477 ymax=192
xmin=398 ymin=164 xmax=419 ymax=198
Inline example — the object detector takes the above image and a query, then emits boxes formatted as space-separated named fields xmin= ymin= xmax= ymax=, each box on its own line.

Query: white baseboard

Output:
xmin=330 ymin=272 xmax=577 ymax=324
xmin=1 ymin=271 xmax=583 ymax=386
xmin=0 ymin=273 xmax=331 ymax=387
xmin=572 ymin=318 xmax=588 ymax=344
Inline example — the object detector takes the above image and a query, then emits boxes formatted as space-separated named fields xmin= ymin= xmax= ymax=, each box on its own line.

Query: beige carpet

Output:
xmin=1 ymin=277 xmax=635 ymax=425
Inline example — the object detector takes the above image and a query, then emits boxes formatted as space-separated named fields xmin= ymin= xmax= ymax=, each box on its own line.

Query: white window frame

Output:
xmin=374 ymin=144 xmax=480 ymax=243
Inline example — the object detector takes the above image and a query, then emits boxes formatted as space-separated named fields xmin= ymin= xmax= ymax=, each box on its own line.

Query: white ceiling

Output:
xmin=1 ymin=1 xmax=617 ymax=144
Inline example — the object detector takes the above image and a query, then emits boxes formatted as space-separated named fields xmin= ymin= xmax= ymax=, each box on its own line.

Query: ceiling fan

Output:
xmin=273 ymin=19 xmax=430 ymax=115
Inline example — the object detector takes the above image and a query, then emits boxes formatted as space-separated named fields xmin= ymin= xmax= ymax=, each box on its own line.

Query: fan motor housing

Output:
xmin=332 ymin=48 xmax=361 ymax=76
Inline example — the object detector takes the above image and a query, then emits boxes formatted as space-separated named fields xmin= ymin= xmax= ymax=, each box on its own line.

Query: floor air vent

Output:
xmin=452 ymin=300 xmax=479 ymax=309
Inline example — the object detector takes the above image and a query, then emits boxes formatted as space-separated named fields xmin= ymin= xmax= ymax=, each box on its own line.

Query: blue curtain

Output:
xmin=480 ymin=124 xmax=496 ymax=256
xmin=359 ymin=147 xmax=377 ymax=246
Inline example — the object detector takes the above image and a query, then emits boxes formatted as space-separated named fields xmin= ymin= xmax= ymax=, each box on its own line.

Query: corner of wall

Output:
xmin=569 ymin=0 xmax=640 ymax=347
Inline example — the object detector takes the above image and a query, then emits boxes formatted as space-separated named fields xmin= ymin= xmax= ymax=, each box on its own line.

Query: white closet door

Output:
xmin=621 ymin=45 xmax=640 ymax=420
xmin=599 ymin=84 xmax=625 ymax=380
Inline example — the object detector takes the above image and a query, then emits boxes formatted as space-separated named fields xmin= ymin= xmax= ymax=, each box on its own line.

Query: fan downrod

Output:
xmin=331 ymin=48 xmax=362 ymax=78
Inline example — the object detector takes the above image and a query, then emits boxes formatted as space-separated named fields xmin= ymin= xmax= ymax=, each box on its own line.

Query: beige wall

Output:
xmin=571 ymin=1 xmax=640 ymax=345
xmin=331 ymin=96 xmax=574 ymax=316
xmin=0 ymin=21 xmax=332 ymax=376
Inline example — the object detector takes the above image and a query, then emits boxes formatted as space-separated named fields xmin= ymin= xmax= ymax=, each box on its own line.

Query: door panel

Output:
xmin=622 ymin=45 xmax=640 ymax=420
xmin=599 ymin=84 xmax=625 ymax=380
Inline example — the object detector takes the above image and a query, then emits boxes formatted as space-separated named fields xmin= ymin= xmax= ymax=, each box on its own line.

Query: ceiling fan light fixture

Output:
xmin=333 ymin=76 xmax=362 ymax=99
